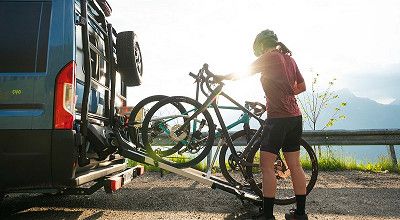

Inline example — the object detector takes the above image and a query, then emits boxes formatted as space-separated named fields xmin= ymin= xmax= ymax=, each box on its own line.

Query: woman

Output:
xmin=224 ymin=29 xmax=308 ymax=220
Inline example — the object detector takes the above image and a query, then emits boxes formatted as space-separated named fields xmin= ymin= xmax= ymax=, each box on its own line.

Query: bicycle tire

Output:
xmin=245 ymin=138 xmax=318 ymax=205
xmin=142 ymin=96 xmax=216 ymax=168
xmin=219 ymin=129 xmax=257 ymax=187
xmin=127 ymin=95 xmax=187 ymax=158
xmin=127 ymin=95 xmax=168 ymax=145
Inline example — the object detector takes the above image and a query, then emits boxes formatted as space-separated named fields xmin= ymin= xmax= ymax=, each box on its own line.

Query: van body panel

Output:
xmin=32 ymin=0 xmax=76 ymax=129
xmin=0 ymin=129 xmax=76 ymax=190
xmin=51 ymin=130 xmax=77 ymax=187
xmin=0 ymin=130 xmax=52 ymax=190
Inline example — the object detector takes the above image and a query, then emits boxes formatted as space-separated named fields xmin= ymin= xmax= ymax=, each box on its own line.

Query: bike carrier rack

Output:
xmin=114 ymin=130 xmax=262 ymax=206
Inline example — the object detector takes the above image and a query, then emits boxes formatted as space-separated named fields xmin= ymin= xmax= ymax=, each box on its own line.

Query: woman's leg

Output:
xmin=260 ymin=151 xmax=277 ymax=219
xmin=260 ymin=151 xmax=278 ymax=197
xmin=283 ymin=151 xmax=306 ymax=195
xmin=284 ymin=150 xmax=307 ymax=217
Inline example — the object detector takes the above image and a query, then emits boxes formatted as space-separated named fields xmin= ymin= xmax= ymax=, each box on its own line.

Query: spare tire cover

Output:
xmin=116 ymin=31 xmax=143 ymax=87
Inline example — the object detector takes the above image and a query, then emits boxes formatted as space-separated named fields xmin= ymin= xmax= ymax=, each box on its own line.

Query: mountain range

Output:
xmin=390 ymin=99 xmax=400 ymax=106
xmin=311 ymin=89 xmax=400 ymax=130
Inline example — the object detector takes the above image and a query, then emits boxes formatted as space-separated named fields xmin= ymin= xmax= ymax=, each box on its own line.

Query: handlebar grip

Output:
xmin=202 ymin=63 xmax=216 ymax=77
xmin=189 ymin=72 xmax=197 ymax=79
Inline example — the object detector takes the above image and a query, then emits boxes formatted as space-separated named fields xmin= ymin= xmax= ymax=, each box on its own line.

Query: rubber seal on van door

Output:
xmin=116 ymin=31 xmax=143 ymax=87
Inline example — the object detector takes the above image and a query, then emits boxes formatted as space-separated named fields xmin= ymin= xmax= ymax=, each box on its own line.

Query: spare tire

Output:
xmin=116 ymin=31 xmax=143 ymax=87
xmin=96 ymin=0 xmax=112 ymax=17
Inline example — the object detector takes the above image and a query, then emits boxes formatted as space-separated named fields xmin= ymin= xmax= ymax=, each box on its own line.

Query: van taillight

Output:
xmin=54 ymin=61 xmax=76 ymax=129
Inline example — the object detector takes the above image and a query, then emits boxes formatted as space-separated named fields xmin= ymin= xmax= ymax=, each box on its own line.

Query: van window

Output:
xmin=0 ymin=2 xmax=51 ymax=73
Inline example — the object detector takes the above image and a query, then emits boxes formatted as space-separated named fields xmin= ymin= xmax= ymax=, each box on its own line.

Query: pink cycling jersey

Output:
xmin=250 ymin=50 xmax=304 ymax=118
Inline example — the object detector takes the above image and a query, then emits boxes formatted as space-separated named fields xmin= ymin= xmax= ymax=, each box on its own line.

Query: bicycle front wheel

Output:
xmin=219 ymin=129 xmax=257 ymax=187
xmin=245 ymin=138 xmax=318 ymax=205
xmin=141 ymin=96 xmax=215 ymax=168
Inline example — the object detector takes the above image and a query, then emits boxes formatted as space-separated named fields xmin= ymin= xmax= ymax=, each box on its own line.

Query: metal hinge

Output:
xmin=75 ymin=15 xmax=86 ymax=26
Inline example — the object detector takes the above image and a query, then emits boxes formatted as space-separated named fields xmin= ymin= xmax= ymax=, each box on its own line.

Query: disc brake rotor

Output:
xmin=228 ymin=151 xmax=243 ymax=171
xmin=274 ymin=159 xmax=291 ymax=179
xmin=169 ymin=124 xmax=187 ymax=142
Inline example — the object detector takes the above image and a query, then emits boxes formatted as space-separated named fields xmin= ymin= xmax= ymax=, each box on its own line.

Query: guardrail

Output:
xmin=303 ymin=129 xmax=400 ymax=171
xmin=229 ymin=129 xmax=400 ymax=171
xmin=155 ymin=129 xmax=400 ymax=171
xmin=302 ymin=129 xmax=400 ymax=146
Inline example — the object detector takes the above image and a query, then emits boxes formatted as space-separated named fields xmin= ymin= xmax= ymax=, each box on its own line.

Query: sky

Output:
xmin=107 ymin=0 xmax=400 ymax=105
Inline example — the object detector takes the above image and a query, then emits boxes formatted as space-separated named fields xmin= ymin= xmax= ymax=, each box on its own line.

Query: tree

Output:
xmin=297 ymin=73 xmax=347 ymax=156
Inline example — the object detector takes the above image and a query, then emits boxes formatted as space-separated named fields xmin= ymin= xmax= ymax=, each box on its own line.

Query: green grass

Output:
xmin=301 ymin=154 xmax=399 ymax=173
xmin=128 ymin=152 xmax=399 ymax=174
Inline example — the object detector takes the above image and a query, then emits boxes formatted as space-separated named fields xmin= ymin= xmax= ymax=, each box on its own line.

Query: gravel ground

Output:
xmin=0 ymin=171 xmax=399 ymax=220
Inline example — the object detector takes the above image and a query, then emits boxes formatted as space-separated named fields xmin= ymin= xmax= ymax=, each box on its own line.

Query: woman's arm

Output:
xmin=223 ymin=53 xmax=271 ymax=80
xmin=293 ymin=59 xmax=306 ymax=95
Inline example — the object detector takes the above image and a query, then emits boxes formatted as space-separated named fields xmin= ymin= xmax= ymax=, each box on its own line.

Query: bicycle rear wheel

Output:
xmin=141 ymin=96 xmax=215 ymax=168
xmin=219 ymin=129 xmax=257 ymax=187
xmin=127 ymin=95 xmax=169 ymax=147
xmin=245 ymin=138 xmax=318 ymax=205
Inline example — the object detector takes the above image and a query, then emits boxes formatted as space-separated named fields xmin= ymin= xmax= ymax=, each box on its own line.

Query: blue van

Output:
xmin=0 ymin=0 xmax=143 ymax=200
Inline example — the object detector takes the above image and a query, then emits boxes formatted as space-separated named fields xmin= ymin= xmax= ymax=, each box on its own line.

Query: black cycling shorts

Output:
xmin=260 ymin=115 xmax=302 ymax=155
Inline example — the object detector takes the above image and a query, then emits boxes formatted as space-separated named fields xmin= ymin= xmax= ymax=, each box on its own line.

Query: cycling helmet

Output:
xmin=253 ymin=29 xmax=278 ymax=57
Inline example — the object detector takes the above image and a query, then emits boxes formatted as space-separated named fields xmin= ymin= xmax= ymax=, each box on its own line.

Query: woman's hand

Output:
xmin=293 ymin=82 xmax=306 ymax=95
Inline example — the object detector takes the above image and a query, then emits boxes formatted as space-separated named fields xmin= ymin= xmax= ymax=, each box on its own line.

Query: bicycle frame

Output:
xmin=153 ymin=105 xmax=250 ymax=138
xmin=173 ymin=77 xmax=264 ymax=162
xmin=211 ymin=92 xmax=263 ymax=160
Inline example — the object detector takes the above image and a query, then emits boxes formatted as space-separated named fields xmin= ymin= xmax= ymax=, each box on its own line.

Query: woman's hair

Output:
xmin=276 ymin=41 xmax=292 ymax=56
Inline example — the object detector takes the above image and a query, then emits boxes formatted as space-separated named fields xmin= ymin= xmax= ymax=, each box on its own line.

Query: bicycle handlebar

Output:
xmin=188 ymin=69 xmax=211 ymax=97
xmin=188 ymin=72 xmax=198 ymax=79
xmin=188 ymin=63 xmax=218 ymax=80
xmin=188 ymin=63 xmax=266 ymax=118
xmin=202 ymin=63 xmax=229 ymax=95
xmin=188 ymin=64 xmax=223 ymax=97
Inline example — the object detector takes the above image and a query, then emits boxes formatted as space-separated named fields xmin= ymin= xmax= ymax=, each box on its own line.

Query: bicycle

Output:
xmin=141 ymin=63 xmax=318 ymax=204
xmin=139 ymin=68 xmax=264 ymax=169
xmin=127 ymin=94 xmax=265 ymax=186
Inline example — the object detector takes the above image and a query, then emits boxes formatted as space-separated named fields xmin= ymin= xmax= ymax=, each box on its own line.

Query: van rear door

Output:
xmin=0 ymin=1 xmax=52 ymax=129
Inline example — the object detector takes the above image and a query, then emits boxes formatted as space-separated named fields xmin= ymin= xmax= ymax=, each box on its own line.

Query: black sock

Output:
xmin=263 ymin=197 xmax=275 ymax=218
xmin=295 ymin=195 xmax=306 ymax=215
